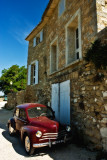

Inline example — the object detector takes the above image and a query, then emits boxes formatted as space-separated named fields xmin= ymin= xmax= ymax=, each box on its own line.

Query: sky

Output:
xmin=0 ymin=0 xmax=49 ymax=77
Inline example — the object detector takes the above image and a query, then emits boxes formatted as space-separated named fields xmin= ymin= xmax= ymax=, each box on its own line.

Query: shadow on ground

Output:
xmin=0 ymin=122 xmax=98 ymax=160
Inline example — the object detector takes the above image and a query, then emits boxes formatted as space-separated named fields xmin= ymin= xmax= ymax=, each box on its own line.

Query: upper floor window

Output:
xmin=33 ymin=29 xmax=43 ymax=47
xmin=58 ymin=0 xmax=65 ymax=17
xmin=50 ymin=38 xmax=58 ymax=73
xmin=75 ymin=28 xmax=79 ymax=59
xmin=66 ymin=9 xmax=82 ymax=65
xmin=27 ymin=60 xmax=39 ymax=85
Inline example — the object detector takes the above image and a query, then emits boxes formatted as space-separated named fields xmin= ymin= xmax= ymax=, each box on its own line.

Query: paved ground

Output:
xmin=0 ymin=101 xmax=97 ymax=160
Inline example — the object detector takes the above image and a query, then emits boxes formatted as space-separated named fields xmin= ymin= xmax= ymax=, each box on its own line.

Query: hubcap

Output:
xmin=25 ymin=136 xmax=30 ymax=152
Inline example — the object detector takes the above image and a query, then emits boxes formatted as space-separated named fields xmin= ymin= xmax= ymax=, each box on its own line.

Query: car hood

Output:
xmin=29 ymin=116 xmax=59 ymax=132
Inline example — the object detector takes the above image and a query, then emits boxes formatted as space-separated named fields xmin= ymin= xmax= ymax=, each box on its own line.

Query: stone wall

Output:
xmin=7 ymin=90 xmax=25 ymax=109
xmin=96 ymin=0 xmax=107 ymax=32
xmin=70 ymin=64 xmax=107 ymax=151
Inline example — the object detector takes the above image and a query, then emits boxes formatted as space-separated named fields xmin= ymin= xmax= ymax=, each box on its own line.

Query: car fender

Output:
xmin=20 ymin=125 xmax=45 ymax=143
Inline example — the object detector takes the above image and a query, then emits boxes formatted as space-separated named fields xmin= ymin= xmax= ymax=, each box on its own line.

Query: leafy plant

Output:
xmin=84 ymin=39 xmax=107 ymax=70
xmin=0 ymin=65 xmax=27 ymax=94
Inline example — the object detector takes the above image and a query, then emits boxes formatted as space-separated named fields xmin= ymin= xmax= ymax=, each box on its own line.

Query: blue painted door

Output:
xmin=60 ymin=80 xmax=70 ymax=125
xmin=51 ymin=80 xmax=70 ymax=125
xmin=51 ymin=83 xmax=60 ymax=121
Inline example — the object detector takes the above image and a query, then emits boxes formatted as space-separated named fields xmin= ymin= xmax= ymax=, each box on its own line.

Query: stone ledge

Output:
xmin=49 ymin=58 xmax=83 ymax=76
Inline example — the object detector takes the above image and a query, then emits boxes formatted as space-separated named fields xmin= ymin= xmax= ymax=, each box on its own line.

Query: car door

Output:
xmin=15 ymin=108 xmax=27 ymax=131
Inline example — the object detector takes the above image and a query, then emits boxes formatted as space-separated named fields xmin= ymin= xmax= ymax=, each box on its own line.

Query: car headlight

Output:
xmin=66 ymin=126 xmax=71 ymax=132
xmin=36 ymin=131 xmax=42 ymax=138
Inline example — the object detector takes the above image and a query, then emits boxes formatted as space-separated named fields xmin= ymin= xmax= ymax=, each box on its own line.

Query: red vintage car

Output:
xmin=8 ymin=103 xmax=71 ymax=155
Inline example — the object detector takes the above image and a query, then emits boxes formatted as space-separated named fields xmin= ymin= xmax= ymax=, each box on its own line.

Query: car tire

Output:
xmin=24 ymin=135 xmax=35 ymax=155
xmin=8 ymin=123 xmax=15 ymax=136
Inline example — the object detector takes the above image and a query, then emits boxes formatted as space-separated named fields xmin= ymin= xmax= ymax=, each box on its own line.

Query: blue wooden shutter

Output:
xmin=51 ymin=83 xmax=60 ymax=121
xmin=40 ymin=30 xmax=43 ymax=42
xmin=59 ymin=0 xmax=65 ymax=16
xmin=28 ymin=65 xmax=31 ymax=85
xmin=33 ymin=37 xmax=36 ymax=47
xmin=60 ymin=80 xmax=70 ymax=125
xmin=35 ymin=60 xmax=39 ymax=84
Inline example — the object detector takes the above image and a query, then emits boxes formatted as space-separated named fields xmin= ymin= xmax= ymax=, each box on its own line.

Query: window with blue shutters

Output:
xmin=33 ymin=30 xmax=43 ymax=47
xmin=27 ymin=60 xmax=39 ymax=85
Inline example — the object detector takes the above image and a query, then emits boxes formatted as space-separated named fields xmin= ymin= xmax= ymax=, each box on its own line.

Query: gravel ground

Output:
xmin=0 ymin=101 xmax=97 ymax=160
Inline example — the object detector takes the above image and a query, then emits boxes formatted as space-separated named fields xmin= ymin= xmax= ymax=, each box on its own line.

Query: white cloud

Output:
xmin=9 ymin=16 xmax=35 ymax=45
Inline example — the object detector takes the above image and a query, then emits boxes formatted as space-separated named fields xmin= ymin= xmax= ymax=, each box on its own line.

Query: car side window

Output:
xmin=19 ymin=109 xmax=26 ymax=120
xmin=15 ymin=108 xmax=19 ymax=117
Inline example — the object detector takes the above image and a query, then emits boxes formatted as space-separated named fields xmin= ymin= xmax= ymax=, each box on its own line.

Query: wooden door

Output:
xmin=51 ymin=83 xmax=60 ymax=121
xmin=51 ymin=80 xmax=70 ymax=125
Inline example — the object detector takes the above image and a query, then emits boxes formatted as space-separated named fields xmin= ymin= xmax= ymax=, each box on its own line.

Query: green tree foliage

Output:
xmin=0 ymin=65 xmax=27 ymax=94
xmin=85 ymin=39 xmax=107 ymax=70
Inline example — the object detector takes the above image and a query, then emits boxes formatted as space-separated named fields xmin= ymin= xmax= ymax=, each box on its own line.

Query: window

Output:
xmin=33 ymin=30 xmax=43 ymax=47
xmin=19 ymin=109 xmax=26 ymax=120
xmin=28 ymin=107 xmax=54 ymax=119
xmin=66 ymin=9 xmax=82 ymax=65
xmin=50 ymin=38 xmax=58 ymax=73
xmin=27 ymin=60 xmax=39 ymax=85
xmin=59 ymin=0 xmax=65 ymax=17
xmin=15 ymin=109 xmax=19 ymax=117
xmin=75 ymin=28 xmax=79 ymax=60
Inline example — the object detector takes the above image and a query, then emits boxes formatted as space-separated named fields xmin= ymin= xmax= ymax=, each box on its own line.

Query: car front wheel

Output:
xmin=24 ymin=135 xmax=35 ymax=155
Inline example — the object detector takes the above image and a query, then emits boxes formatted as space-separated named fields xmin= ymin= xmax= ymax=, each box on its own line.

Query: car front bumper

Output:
xmin=33 ymin=136 xmax=71 ymax=148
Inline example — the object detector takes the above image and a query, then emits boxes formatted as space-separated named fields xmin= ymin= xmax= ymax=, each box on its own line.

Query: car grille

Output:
xmin=58 ymin=129 xmax=67 ymax=139
xmin=39 ymin=129 xmax=67 ymax=141
xmin=39 ymin=133 xmax=58 ymax=141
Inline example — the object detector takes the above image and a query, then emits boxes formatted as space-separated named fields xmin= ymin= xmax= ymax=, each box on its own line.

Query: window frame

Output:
xmin=75 ymin=28 xmax=80 ymax=60
xmin=27 ymin=60 xmax=39 ymax=86
xmin=33 ymin=30 xmax=43 ymax=47
xmin=50 ymin=37 xmax=58 ymax=73
xmin=65 ymin=8 xmax=82 ymax=65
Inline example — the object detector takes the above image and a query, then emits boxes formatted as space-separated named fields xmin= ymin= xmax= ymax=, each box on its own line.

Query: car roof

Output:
xmin=16 ymin=103 xmax=47 ymax=110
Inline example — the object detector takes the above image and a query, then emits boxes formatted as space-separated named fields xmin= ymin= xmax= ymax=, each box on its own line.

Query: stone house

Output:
xmin=25 ymin=0 xmax=107 ymax=151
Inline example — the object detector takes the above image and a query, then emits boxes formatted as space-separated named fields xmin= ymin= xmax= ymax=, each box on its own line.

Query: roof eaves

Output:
xmin=25 ymin=0 xmax=59 ymax=41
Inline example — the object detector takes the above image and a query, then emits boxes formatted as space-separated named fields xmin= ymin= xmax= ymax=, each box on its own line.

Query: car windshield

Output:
xmin=28 ymin=107 xmax=54 ymax=119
